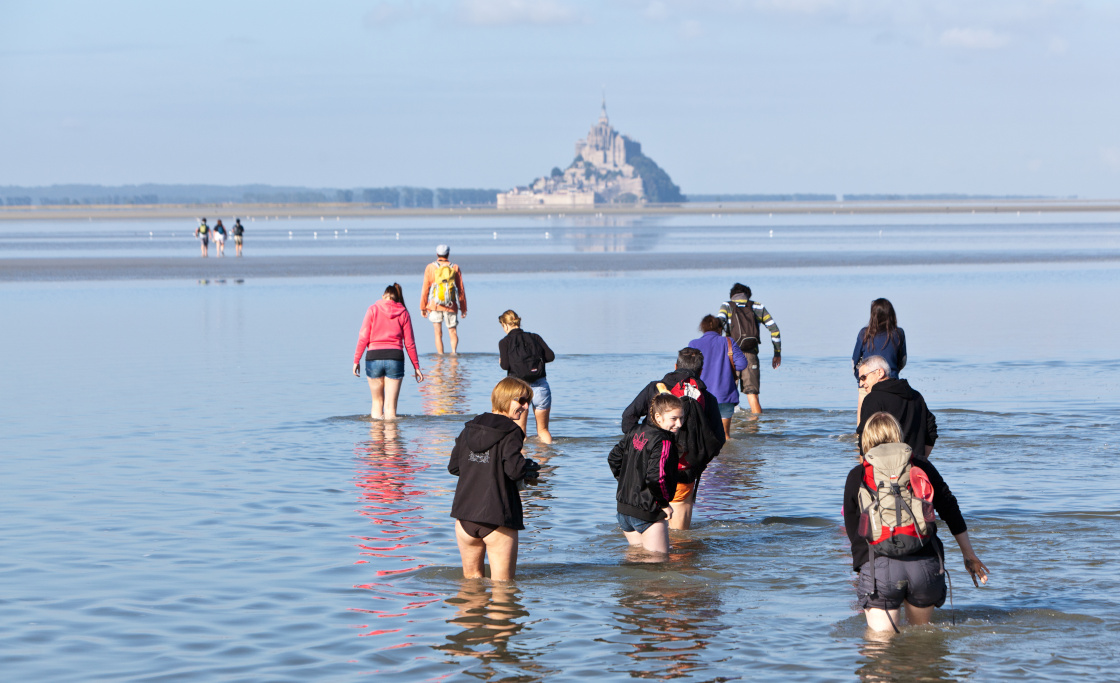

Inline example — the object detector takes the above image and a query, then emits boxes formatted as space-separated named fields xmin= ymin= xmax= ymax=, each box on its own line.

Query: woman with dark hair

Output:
xmin=689 ymin=314 xmax=747 ymax=437
xmin=353 ymin=283 xmax=424 ymax=419
xmin=852 ymin=298 xmax=907 ymax=418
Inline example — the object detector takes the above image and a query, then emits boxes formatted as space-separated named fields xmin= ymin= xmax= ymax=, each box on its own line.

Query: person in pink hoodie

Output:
xmin=353 ymin=283 xmax=425 ymax=419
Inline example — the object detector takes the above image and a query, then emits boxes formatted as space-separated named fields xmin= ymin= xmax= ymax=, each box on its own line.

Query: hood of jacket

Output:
xmin=463 ymin=413 xmax=521 ymax=453
xmin=871 ymin=378 xmax=916 ymax=400
xmin=660 ymin=369 xmax=708 ymax=392
xmin=376 ymin=299 xmax=409 ymax=320
xmin=863 ymin=441 xmax=913 ymax=470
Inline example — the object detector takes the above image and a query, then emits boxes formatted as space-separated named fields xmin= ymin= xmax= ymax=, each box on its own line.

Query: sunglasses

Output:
xmin=858 ymin=370 xmax=880 ymax=382
xmin=516 ymin=396 xmax=530 ymax=406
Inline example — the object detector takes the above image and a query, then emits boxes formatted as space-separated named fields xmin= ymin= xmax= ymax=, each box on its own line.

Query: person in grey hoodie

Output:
xmin=448 ymin=377 xmax=541 ymax=581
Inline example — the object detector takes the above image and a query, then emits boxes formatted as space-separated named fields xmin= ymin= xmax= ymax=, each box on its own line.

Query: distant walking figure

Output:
xmin=353 ymin=283 xmax=425 ymax=420
xmin=448 ymin=377 xmax=541 ymax=581
xmin=420 ymin=244 xmax=467 ymax=354
xmin=194 ymin=218 xmax=209 ymax=257
xmin=717 ymin=283 xmax=782 ymax=414
xmin=232 ymin=218 xmax=244 ymax=257
xmin=853 ymin=298 xmax=907 ymax=420
xmin=498 ymin=310 xmax=556 ymax=444
xmin=213 ymin=220 xmax=227 ymax=257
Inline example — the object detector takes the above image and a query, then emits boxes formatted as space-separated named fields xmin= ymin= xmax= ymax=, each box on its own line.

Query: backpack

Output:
xmin=428 ymin=262 xmax=457 ymax=308
xmin=727 ymin=301 xmax=760 ymax=354
xmin=507 ymin=331 xmax=546 ymax=383
xmin=857 ymin=443 xmax=936 ymax=558
xmin=655 ymin=379 xmax=723 ymax=474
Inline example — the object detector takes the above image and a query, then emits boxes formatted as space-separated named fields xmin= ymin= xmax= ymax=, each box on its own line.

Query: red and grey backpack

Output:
xmin=857 ymin=442 xmax=936 ymax=557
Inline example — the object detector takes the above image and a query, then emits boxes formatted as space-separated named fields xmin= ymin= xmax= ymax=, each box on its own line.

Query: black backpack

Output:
xmin=727 ymin=301 xmax=760 ymax=354
xmin=507 ymin=332 xmax=546 ymax=383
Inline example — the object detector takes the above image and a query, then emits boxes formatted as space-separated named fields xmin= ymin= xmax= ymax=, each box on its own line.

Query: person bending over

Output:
xmin=448 ymin=377 xmax=540 ymax=581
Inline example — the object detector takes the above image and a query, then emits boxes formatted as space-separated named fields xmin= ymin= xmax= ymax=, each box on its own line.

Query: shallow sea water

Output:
xmin=3 ymin=217 xmax=1120 ymax=681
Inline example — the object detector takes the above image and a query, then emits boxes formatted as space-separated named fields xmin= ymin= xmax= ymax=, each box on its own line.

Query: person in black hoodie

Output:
xmin=497 ymin=310 xmax=556 ymax=444
xmin=856 ymin=355 xmax=938 ymax=458
xmin=448 ymin=377 xmax=541 ymax=581
xmin=621 ymin=348 xmax=726 ymax=530
xmin=609 ymin=393 xmax=683 ymax=554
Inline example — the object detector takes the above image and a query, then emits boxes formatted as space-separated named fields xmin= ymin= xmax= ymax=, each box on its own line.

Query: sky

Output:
xmin=2 ymin=0 xmax=1119 ymax=197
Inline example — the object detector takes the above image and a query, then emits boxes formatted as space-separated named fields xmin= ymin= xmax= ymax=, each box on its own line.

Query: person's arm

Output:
xmin=842 ymin=466 xmax=864 ymax=552
xmin=448 ymin=433 xmax=463 ymax=476
xmin=607 ymin=435 xmax=627 ymax=479
xmin=897 ymin=329 xmax=907 ymax=373
xmin=455 ymin=266 xmax=467 ymax=316
xmin=925 ymin=398 xmax=938 ymax=456
xmin=620 ymin=385 xmax=651 ymax=433
xmin=536 ymin=334 xmax=555 ymax=363
xmin=500 ymin=433 xmax=531 ymax=481
xmin=716 ymin=301 xmax=731 ymax=335
xmin=702 ymin=390 xmax=727 ymax=447
xmin=400 ymin=310 xmax=422 ymax=379
xmin=731 ymin=339 xmax=748 ymax=371
xmin=852 ymin=331 xmax=864 ymax=380
xmin=855 ymin=395 xmax=875 ymax=455
xmin=953 ymin=530 xmax=990 ymax=587
xmin=419 ymin=264 xmax=433 ymax=316
xmin=921 ymin=460 xmax=987 ymax=584
xmin=755 ymin=303 xmax=781 ymax=366
xmin=353 ymin=307 xmax=374 ymax=372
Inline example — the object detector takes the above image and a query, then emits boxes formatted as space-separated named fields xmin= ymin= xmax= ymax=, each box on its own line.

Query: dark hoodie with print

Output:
xmin=448 ymin=413 xmax=538 ymax=530
xmin=857 ymin=378 xmax=938 ymax=457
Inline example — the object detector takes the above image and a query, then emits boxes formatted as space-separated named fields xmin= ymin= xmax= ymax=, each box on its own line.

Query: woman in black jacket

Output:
xmin=448 ymin=377 xmax=540 ymax=581
xmin=608 ymin=393 xmax=683 ymax=555
xmin=498 ymin=309 xmax=556 ymax=444
xmin=844 ymin=412 xmax=989 ymax=632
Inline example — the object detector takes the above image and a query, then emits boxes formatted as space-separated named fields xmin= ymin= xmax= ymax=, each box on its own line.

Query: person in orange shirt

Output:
xmin=420 ymin=245 xmax=467 ymax=355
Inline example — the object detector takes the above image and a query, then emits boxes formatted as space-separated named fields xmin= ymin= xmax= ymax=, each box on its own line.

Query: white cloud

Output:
xmin=939 ymin=27 xmax=1011 ymax=50
xmin=456 ymin=0 xmax=585 ymax=26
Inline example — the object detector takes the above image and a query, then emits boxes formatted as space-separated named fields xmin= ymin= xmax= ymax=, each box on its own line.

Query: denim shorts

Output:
xmin=616 ymin=512 xmax=657 ymax=534
xmin=365 ymin=358 xmax=405 ymax=380
xmin=857 ymin=554 xmax=946 ymax=610
xmin=530 ymin=378 xmax=552 ymax=410
xmin=718 ymin=402 xmax=738 ymax=419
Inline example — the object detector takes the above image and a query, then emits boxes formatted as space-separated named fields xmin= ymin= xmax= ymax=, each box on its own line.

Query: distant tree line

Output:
xmin=0 ymin=184 xmax=504 ymax=208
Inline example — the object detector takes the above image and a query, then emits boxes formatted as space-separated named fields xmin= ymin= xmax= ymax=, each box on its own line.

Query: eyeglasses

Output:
xmin=858 ymin=370 xmax=880 ymax=382
xmin=858 ymin=374 xmax=870 ymax=382
xmin=517 ymin=397 xmax=530 ymax=405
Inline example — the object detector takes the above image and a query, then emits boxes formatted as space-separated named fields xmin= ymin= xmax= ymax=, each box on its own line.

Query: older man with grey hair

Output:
xmin=856 ymin=355 xmax=938 ymax=458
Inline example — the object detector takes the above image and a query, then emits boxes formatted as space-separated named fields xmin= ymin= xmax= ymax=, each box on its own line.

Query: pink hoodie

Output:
xmin=353 ymin=299 xmax=420 ymax=368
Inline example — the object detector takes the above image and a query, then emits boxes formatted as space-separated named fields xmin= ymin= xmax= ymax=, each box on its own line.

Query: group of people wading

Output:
xmin=194 ymin=217 xmax=244 ymax=257
xmin=352 ymin=247 xmax=990 ymax=634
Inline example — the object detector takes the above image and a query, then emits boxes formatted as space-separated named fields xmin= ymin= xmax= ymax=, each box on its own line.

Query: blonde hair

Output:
xmin=861 ymin=411 xmax=903 ymax=453
xmin=491 ymin=377 xmax=532 ymax=413
xmin=498 ymin=310 xmax=521 ymax=328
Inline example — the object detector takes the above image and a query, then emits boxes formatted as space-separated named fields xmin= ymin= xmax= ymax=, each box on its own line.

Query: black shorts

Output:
xmin=857 ymin=554 xmax=946 ymax=610
xmin=458 ymin=519 xmax=500 ymax=539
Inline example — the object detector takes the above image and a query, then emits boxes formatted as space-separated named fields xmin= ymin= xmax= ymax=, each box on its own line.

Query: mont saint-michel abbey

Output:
xmin=498 ymin=102 xmax=683 ymax=208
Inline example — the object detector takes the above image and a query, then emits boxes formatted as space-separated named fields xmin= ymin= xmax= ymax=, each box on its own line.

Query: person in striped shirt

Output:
xmin=717 ymin=283 xmax=782 ymax=414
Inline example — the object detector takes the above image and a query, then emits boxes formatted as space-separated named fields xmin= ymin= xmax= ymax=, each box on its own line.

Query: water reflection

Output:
xmin=855 ymin=627 xmax=954 ymax=682
xmin=420 ymin=355 xmax=469 ymax=416
xmin=351 ymin=421 xmax=437 ymax=637
xmin=607 ymin=576 xmax=725 ymax=679
xmin=436 ymin=581 xmax=533 ymax=665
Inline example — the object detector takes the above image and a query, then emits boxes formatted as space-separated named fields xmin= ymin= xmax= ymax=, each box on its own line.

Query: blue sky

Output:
xmin=2 ymin=0 xmax=1118 ymax=196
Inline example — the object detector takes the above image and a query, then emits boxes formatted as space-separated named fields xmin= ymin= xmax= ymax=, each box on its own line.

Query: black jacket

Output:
xmin=621 ymin=370 xmax=724 ymax=437
xmin=608 ymin=422 xmax=679 ymax=522
xmin=448 ymin=413 xmax=537 ymax=529
xmin=857 ymin=379 xmax=938 ymax=457
xmin=843 ymin=454 xmax=966 ymax=570
xmin=498 ymin=328 xmax=555 ymax=379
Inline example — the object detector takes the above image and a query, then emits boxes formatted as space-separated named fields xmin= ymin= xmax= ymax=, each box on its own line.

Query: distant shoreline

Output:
xmin=3 ymin=250 xmax=1118 ymax=282
xmin=1 ymin=198 xmax=1118 ymax=221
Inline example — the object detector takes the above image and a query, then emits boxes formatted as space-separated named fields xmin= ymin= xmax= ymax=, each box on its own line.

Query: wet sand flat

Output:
xmin=3 ymin=248 xmax=1120 ymax=281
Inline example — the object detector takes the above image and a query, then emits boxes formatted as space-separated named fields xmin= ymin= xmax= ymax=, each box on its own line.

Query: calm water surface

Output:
xmin=2 ymin=218 xmax=1120 ymax=681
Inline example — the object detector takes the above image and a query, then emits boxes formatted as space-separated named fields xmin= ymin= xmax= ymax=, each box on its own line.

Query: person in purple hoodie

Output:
xmin=689 ymin=315 xmax=748 ymax=437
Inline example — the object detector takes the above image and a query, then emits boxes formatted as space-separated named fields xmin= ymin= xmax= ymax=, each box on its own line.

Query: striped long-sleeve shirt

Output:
xmin=717 ymin=295 xmax=781 ymax=354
